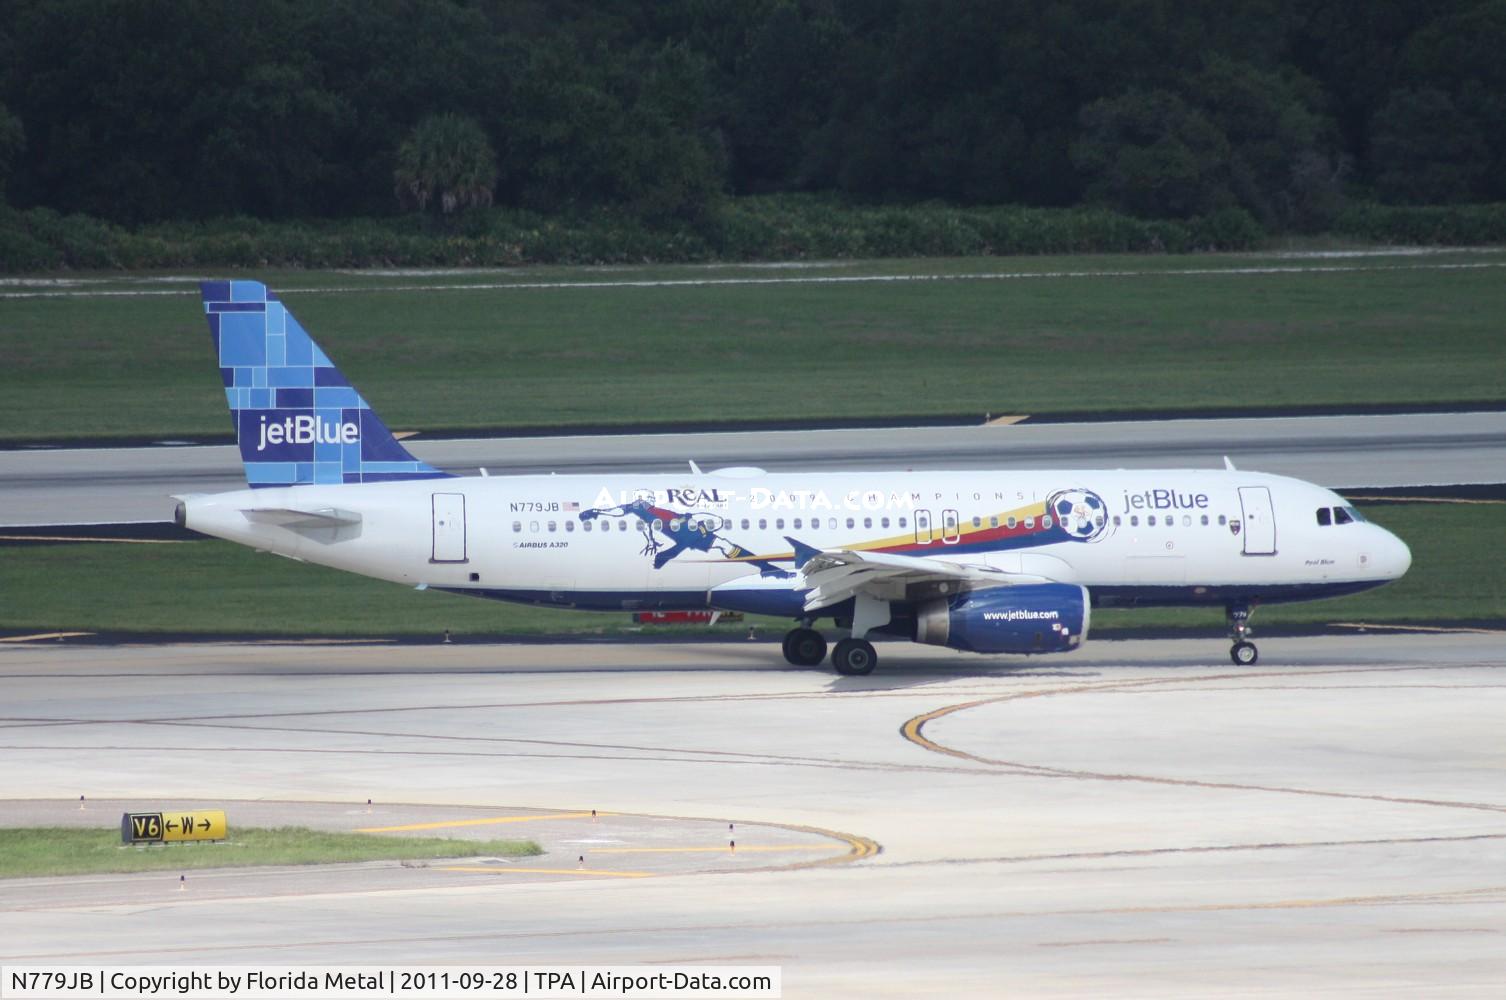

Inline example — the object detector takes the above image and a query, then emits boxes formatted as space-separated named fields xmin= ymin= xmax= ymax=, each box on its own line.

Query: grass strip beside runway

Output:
xmin=3 ymin=253 xmax=1505 ymax=441
xmin=0 ymin=504 xmax=1492 ymax=637
xmin=0 ymin=827 xmax=541 ymax=878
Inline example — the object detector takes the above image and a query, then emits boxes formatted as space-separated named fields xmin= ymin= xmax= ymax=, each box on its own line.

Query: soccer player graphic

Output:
xmin=580 ymin=493 xmax=787 ymax=575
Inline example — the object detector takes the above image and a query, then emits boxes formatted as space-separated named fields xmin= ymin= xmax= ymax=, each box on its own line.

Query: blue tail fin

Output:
xmin=200 ymin=280 xmax=450 ymax=488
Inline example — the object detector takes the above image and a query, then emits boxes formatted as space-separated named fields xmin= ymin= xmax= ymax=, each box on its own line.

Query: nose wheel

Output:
xmin=1227 ymin=601 xmax=1259 ymax=666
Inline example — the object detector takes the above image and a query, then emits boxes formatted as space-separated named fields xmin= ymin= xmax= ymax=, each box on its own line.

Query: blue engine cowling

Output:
xmin=914 ymin=583 xmax=1090 ymax=654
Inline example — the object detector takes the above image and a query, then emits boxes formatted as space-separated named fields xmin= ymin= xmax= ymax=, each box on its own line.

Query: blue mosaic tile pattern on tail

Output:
xmin=200 ymin=280 xmax=451 ymax=488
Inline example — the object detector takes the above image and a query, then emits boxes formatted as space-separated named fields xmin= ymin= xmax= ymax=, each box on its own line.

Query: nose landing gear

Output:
xmin=1227 ymin=602 xmax=1259 ymax=665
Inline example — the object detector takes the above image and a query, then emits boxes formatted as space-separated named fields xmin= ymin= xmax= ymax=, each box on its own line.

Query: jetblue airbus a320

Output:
xmin=176 ymin=281 xmax=1412 ymax=675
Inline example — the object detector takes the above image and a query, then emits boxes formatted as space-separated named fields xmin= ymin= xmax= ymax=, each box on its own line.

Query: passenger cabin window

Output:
xmin=758 ymin=518 xmax=767 ymax=530
xmin=583 ymin=521 xmax=592 ymax=531
xmin=882 ymin=517 xmax=891 ymax=528
xmin=1218 ymin=515 xmax=1227 ymax=526
xmin=530 ymin=521 xmax=539 ymax=532
xmin=1333 ymin=506 xmax=1354 ymax=525
xmin=1041 ymin=515 xmax=1053 ymax=529
xmin=865 ymin=517 xmax=873 ymax=528
xmin=565 ymin=520 xmax=575 ymax=532
xmin=989 ymin=516 xmax=998 ymax=528
xmin=793 ymin=518 xmax=802 ymax=529
xmin=1147 ymin=515 xmax=1156 ymax=526
xmin=1317 ymin=507 xmax=1332 ymax=526
xmin=652 ymin=519 xmax=663 ymax=532
xmin=1130 ymin=515 xmax=1139 ymax=527
xmin=512 ymin=521 xmax=522 ymax=532
xmin=741 ymin=519 xmax=750 ymax=530
xmin=776 ymin=518 xmax=785 ymax=529
xmin=1024 ymin=516 xmax=1035 ymax=529
xmin=1200 ymin=514 xmax=1209 ymax=526
xmin=547 ymin=521 xmax=557 ymax=532
xmin=899 ymin=517 xmax=908 ymax=528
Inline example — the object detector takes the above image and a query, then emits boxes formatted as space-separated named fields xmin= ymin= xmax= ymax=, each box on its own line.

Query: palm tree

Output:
xmin=393 ymin=114 xmax=497 ymax=215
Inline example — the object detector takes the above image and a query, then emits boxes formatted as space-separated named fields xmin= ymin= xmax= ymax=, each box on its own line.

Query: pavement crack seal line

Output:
xmin=899 ymin=664 xmax=1506 ymax=815
xmin=876 ymin=831 xmax=1506 ymax=870
xmin=11 ymin=883 xmax=1506 ymax=962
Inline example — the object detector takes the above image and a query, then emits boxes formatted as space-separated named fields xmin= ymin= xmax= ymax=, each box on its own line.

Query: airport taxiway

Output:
xmin=2 ymin=410 xmax=1502 ymax=524
xmin=2 ymin=634 xmax=1504 ymax=995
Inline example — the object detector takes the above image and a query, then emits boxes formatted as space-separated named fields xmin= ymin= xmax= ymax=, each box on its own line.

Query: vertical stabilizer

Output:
xmin=200 ymin=280 xmax=450 ymax=488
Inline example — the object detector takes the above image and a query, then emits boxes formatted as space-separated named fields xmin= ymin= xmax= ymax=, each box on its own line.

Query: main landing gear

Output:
xmin=831 ymin=637 xmax=877 ymax=676
xmin=780 ymin=626 xmax=878 ymax=675
xmin=781 ymin=626 xmax=827 ymax=667
xmin=1227 ymin=601 xmax=1259 ymax=666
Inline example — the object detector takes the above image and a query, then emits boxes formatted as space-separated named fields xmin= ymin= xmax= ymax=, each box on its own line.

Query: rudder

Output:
xmin=200 ymin=279 xmax=450 ymax=488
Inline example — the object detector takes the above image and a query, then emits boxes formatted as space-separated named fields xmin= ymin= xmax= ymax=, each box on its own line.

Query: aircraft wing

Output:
xmin=797 ymin=547 xmax=1050 ymax=612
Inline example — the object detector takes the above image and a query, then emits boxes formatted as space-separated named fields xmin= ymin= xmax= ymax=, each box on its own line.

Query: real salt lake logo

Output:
xmin=1047 ymin=488 xmax=1110 ymax=542
xmin=256 ymin=414 xmax=359 ymax=451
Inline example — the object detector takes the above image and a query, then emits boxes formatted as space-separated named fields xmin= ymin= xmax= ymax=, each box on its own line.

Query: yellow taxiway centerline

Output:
xmin=589 ymin=845 xmax=846 ymax=854
xmin=0 ymin=631 xmax=95 ymax=643
xmin=439 ymin=867 xmax=650 ymax=878
xmin=0 ymin=535 xmax=189 ymax=544
xmin=357 ymin=812 xmax=607 ymax=833
xmin=1331 ymin=622 xmax=1506 ymax=635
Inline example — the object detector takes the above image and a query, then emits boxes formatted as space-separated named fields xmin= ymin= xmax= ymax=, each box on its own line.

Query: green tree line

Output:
xmin=2 ymin=0 xmax=1504 ymax=229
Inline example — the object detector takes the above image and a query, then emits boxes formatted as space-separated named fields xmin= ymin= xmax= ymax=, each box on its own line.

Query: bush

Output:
xmin=1335 ymin=202 xmax=1506 ymax=244
xmin=6 ymin=196 xmax=1506 ymax=275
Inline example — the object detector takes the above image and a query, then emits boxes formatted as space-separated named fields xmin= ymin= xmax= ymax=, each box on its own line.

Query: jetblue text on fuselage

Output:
xmin=256 ymin=414 xmax=359 ymax=451
xmin=1120 ymin=487 xmax=1210 ymax=512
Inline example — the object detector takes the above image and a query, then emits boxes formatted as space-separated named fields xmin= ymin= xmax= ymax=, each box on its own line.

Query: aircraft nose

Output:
xmin=1381 ymin=527 xmax=1412 ymax=579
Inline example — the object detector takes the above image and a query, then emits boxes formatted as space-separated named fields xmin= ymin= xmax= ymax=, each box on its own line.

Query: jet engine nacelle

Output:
xmin=914 ymin=583 xmax=1090 ymax=654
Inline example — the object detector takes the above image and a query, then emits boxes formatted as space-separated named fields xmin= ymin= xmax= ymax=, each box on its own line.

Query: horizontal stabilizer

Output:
xmin=241 ymin=507 xmax=363 ymax=528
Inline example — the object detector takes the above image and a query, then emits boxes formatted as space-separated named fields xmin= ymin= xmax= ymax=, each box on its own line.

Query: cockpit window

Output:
xmin=1316 ymin=507 xmax=1331 ymax=526
xmin=1333 ymin=506 xmax=1353 ymax=525
xmin=1346 ymin=506 xmax=1367 ymax=522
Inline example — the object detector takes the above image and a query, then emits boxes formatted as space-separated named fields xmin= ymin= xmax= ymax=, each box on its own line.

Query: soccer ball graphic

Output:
xmin=1048 ymin=488 xmax=1109 ymax=541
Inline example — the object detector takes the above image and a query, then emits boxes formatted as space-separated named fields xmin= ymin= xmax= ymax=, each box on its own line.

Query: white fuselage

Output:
xmin=181 ymin=467 xmax=1411 ymax=614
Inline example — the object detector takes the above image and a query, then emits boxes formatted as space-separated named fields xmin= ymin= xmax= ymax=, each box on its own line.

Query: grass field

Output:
xmin=4 ymin=251 xmax=1505 ymax=442
xmin=0 ymin=827 xmax=540 ymax=878
xmin=0 ymin=504 xmax=1495 ymax=638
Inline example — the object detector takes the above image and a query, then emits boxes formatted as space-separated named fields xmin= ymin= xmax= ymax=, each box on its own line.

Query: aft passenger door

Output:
xmin=431 ymin=492 xmax=467 ymax=562
xmin=1237 ymin=486 xmax=1276 ymax=556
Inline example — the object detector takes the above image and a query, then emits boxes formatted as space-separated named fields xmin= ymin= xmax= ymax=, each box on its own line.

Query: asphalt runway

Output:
xmin=3 ymin=411 xmax=1503 ymax=525
xmin=2 ymin=634 xmax=1504 ymax=996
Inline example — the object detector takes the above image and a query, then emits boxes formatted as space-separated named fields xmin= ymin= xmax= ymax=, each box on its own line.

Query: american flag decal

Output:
xmin=563 ymin=501 xmax=580 ymax=511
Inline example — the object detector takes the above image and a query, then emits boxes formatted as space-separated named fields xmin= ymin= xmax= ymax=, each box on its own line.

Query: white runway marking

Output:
xmin=4 ymin=259 xmax=1505 ymax=299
